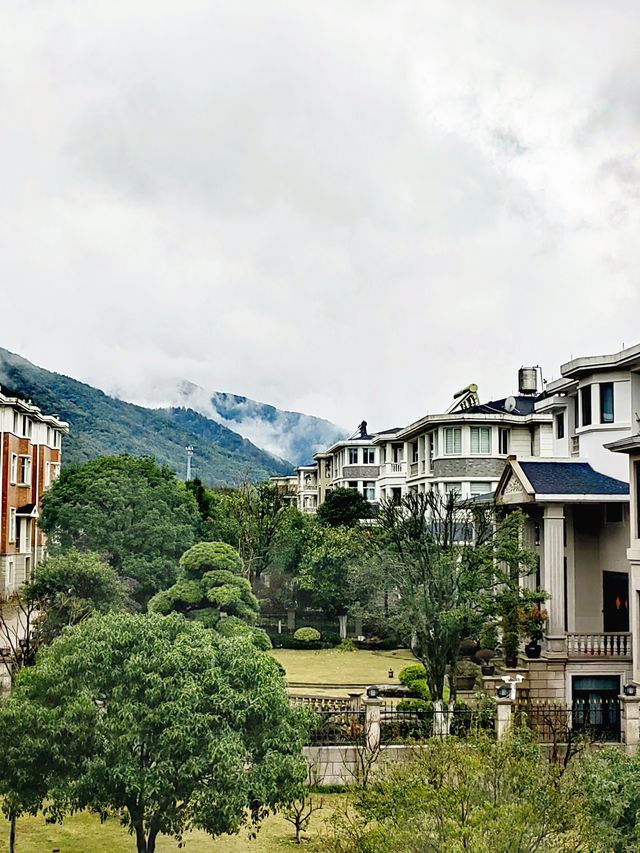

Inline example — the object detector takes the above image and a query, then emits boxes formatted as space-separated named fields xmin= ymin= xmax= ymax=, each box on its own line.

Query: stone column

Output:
xmin=496 ymin=698 xmax=513 ymax=740
xmin=619 ymin=694 xmax=640 ymax=755
xmin=338 ymin=614 xmax=348 ymax=640
xmin=628 ymin=557 xmax=640 ymax=684
xmin=544 ymin=504 xmax=566 ymax=656
xmin=364 ymin=698 xmax=382 ymax=753
xmin=348 ymin=691 xmax=363 ymax=712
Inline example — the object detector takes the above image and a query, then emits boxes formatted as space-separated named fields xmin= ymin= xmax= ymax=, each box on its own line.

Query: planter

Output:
xmin=504 ymin=654 xmax=518 ymax=669
xmin=456 ymin=676 xmax=477 ymax=691
xmin=481 ymin=664 xmax=495 ymax=676
xmin=525 ymin=640 xmax=542 ymax=659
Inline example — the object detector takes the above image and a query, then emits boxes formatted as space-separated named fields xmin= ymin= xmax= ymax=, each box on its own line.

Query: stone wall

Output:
xmin=433 ymin=458 xmax=506 ymax=479
xmin=302 ymin=744 xmax=414 ymax=786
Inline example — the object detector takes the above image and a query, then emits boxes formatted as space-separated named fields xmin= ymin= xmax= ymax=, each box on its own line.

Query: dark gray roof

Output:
xmin=519 ymin=462 xmax=629 ymax=496
xmin=375 ymin=426 xmax=403 ymax=435
xmin=464 ymin=395 xmax=539 ymax=416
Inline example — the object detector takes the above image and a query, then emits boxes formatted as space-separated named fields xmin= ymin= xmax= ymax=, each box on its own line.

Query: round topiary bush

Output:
xmin=293 ymin=627 xmax=321 ymax=643
xmin=180 ymin=542 xmax=244 ymax=579
xmin=398 ymin=663 xmax=430 ymax=701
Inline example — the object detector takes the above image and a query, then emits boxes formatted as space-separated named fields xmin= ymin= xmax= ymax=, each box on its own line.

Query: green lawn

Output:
xmin=0 ymin=796 xmax=344 ymax=852
xmin=269 ymin=647 xmax=416 ymax=696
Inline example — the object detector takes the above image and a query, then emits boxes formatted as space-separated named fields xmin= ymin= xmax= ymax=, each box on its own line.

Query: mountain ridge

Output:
xmin=0 ymin=347 xmax=294 ymax=486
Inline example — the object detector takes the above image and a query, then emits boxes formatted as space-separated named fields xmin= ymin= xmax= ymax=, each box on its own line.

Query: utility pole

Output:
xmin=186 ymin=446 xmax=194 ymax=482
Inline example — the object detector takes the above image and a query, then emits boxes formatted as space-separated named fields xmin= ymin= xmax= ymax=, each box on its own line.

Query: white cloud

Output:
xmin=1 ymin=0 xmax=640 ymax=431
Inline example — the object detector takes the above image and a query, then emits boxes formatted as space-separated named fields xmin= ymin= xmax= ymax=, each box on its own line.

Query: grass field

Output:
xmin=269 ymin=647 xmax=416 ymax=696
xmin=0 ymin=795 xmax=344 ymax=852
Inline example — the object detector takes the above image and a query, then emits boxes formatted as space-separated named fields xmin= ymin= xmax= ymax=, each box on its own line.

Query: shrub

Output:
xmin=294 ymin=627 xmax=322 ymax=643
xmin=337 ymin=638 xmax=357 ymax=652
xmin=456 ymin=659 xmax=482 ymax=678
xmin=398 ymin=664 xmax=427 ymax=686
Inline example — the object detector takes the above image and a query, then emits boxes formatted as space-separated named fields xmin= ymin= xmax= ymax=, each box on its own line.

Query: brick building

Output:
xmin=0 ymin=390 xmax=68 ymax=597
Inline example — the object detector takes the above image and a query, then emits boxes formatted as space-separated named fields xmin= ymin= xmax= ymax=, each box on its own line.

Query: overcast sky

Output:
xmin=2 ymin=1 xmax=640 ymax=432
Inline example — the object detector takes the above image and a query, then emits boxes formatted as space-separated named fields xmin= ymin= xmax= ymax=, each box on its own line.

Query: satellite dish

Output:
xmin=505 ymin=396 xmax=517 ymax=413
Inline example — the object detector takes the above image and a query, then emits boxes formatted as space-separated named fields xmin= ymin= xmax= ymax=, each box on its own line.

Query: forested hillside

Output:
xmin=0 ymin=347 xmax=293 ymax=486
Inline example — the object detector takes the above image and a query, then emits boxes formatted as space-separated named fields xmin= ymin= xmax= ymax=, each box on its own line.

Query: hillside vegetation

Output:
xmin=0 ymin=347 xmax=293 ymax=486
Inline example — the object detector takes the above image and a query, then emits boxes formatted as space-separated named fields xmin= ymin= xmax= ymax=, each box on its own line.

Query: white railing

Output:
xmin=570 ymin=436 xmax=580 ymax=457
xmin=380 ymin=462 xmax=406 ymax=476
xmin=566 ymin=632 xmax=631 ymax=658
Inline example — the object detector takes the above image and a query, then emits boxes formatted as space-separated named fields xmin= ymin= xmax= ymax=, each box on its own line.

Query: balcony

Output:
xmin=379 ymin=462 xmax=406 ymax=476
xmin=566 ymin=632 xmax=631 ymax=659
xmin=409 ymin=462 xmax=419 ymax=477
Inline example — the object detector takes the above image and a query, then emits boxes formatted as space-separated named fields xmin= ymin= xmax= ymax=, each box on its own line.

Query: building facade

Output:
xmin=0 ymin=391 xmax=68 ymax=597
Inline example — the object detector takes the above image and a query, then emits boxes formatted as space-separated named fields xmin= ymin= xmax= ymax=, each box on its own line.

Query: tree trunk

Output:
xmin=134 ymin=821 xmax=147 ymax=853
xmin=147 ymin=828 xmax=159 ymax=853
xmin=9 ymin=814 xmax=16 ymax=853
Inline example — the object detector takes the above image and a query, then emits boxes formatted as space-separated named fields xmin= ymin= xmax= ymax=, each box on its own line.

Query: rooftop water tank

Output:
xmin=518 ymin=367 xmax=538 ymax=395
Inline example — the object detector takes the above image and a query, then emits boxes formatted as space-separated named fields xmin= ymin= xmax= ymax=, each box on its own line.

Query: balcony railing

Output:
xmin=380 ymin=462 xmax=406 ymax=476
xmin=570 ymin=436 xmax=580 ymax=457
xmin=566 ymin=632 xmax=631 ymax=658
xmin=409 ymin=462 xmax=419 ymax=476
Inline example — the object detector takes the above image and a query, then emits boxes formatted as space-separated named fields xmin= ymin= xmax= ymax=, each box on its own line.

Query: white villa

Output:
xmin=295 ymin=344 xmax=640 ymax=738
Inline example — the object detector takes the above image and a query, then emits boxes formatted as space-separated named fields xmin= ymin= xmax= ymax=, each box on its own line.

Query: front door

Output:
xmin=602 ymin=571 xmax=629 ymax=632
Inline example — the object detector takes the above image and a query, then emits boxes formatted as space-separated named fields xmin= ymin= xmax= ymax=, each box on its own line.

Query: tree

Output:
xmin=297 ymin=525 xmax=368 ymax=617
xmin=316 ymin=488 xmax=371 ymax=528
xmin=0 ymin=612 xmax=308 ymax=853
xmin=375 ymin=491 xmax=536 ymax=702
xmin=148 ymin=542 xmax=270 ymax=648
xmin=26 ymin=550 xmax=127 ymax=646
xmin=39 ymin=455 xmax=201 ymax=602
xmin=326 ymin=731 xmax=573 ymax=853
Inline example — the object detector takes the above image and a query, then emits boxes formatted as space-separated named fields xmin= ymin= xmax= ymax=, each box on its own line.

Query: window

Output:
xmin=53 ymin=431 xmax=61 ymax=448
xmin=498 ymin=428 xmax=510 ymax=454
xmin=362 ymin=448 xmax=375 ymax=464
xmin=444 ymin=428 xmax=462 ymax=455
xmin=8 ymin=508 xmax=16 ymax=543
xmin=600 ymin=383 xmax=614 ymax=424
xmin=556 ymin=412 xmax=565 ymax=439
xmin=12 ymin=411 xmax=19 ymax=435
xmin=470 ymin=426 xmax=491 ymax=454
xmin=7 ymin=560 xmax=14 ymax=586
xmin=363 ymin=481 xmax=375 ymax=501
xmin=470 ymin=481 xmax=492 ymax=496
xmin=581 ymin=386 xmax=592 ymax=426
xmin=348 ymin=448 xmax=358 ymax=465
xmin=324 ymin=461 xmax=332 ymax=478
xmin=9 ymin=453 xmax=17 ymax=484
xmin=18 ymin=455 xmax=31 ymax=486
xmin=46 ymin=426 xmax=52 ymax=445
xmin=24 ymin=556 xmax=31 ymax=582
xmin=444 ymin=482 xmax=462 ymax=496
xmin=348 ymin=481 xmax=358 ymax=489
xmin=411 ymin=442 xmax=419 ymax=463
xmin=51 ymin=463 xmax=60 ymax=481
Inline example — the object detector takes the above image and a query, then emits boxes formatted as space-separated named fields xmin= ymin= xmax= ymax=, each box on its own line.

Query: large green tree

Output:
xmin=148 ymin=542 xmax=270 ymax=649
xmin=0 ymin=612 xmax=307 ymax=853
xmin=297 ymin=525 xmax=368 ymax=617
xmin=316 ymin=488 xmax=371 ymax=528
xmin=375 ymin=491 xmax=536 ymax=702
xmin=39 ymin=455 xmax=201 ymax=602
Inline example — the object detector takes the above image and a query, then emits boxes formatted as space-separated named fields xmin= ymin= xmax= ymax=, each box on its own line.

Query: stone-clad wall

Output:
xmin=433 ymin=458 xmax=507 ymax=479
xmin=303 ymin=745 xmax=412 ymax=786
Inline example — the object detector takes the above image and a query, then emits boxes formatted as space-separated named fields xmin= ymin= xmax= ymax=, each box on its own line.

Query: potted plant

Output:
xmin=455 ymin=659 xmax=481 ymax=691
xmin=519 ymin=603 xmax=548 ymax=659
xmin=502 ymin=631 xmax=519 ymax=669
xmin=475 ymin=648 xmax=496 ymax=676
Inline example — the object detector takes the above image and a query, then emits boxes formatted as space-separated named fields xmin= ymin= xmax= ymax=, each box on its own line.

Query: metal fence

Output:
xmin=305 ymin=709 xmax=367 ymax=746
xmin=515 ymin=698 xmax=621 ymax=743
xmin=379 ymin=703 xmax=496 ymax=744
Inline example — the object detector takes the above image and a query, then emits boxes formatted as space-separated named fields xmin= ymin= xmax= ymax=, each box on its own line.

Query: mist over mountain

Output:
xmin=161 ymin=379 xmax=347 ymax=466
xmin=0 ymin=347 xmax=294 ymax=486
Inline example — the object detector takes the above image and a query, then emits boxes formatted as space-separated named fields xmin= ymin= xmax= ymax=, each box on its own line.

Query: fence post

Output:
xmin=496 ymin=697 xmax=513 ymax=740
xmin=348 ymin=691 xmax=363 ymax=712
xmin=619 ymin=693 xmax=640 ymax=755
xmin=287 ymin=609 xmax=296 ymax=631
xmin=364 ymin=697 xmax=382 ymax=753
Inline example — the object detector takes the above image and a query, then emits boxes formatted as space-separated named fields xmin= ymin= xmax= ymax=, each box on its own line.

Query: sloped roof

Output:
xmin=519 ymin=462 xmax=629 ymax=496
xmin=463 ymin=395 xmax=538 ymax=416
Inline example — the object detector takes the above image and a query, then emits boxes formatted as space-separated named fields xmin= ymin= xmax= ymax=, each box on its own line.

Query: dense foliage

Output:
xmin=148 ymin=542 xmax=270 ymax=649
xmin=39 ymin=455 xmax=201 ymax=602
xmin=0 ymin=613 xmax=308 ymax=853
xmin=316 ymin=488 xmax=372 ymax=527
xmin=0 ymin=346 xmax=293 ymax=485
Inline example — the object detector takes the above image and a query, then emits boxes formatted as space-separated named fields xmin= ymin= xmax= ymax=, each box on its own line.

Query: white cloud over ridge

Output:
xmin=1 ymin=1 xmax=639 ymax=433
